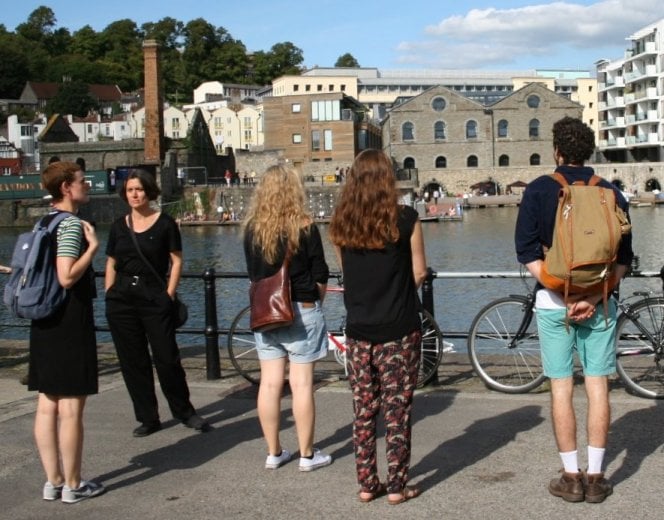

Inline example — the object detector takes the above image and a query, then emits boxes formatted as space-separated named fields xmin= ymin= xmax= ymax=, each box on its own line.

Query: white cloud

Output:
xmin=396 ymin=0 xmax=662 ymax=69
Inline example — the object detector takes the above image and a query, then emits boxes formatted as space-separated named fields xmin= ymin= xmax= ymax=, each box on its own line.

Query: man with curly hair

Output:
xmin=515 ymin=116 xmax=633 ymax=504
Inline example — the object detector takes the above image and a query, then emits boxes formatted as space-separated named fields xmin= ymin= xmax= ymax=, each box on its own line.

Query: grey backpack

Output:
xmin=3 ymin=211 xmax=72 ymax=319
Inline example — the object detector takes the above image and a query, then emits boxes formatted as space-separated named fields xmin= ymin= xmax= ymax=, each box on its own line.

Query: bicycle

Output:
xmin=227 ymin=286 xmax=449 ymax=388
xmin=467 ymin=264 xmax=664 ymax=398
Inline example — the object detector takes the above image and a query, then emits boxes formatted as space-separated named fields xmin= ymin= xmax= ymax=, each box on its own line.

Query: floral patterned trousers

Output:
xmin=347 ymin=330 xmax=421 ymax=494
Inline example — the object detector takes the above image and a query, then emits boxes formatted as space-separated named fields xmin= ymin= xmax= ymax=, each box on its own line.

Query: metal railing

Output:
xmin=3 ymin=266 xmax=662 ymax=381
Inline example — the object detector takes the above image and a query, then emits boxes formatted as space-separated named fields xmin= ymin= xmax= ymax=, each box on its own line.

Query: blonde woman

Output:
xmin=243 ymin=165 xmax=332 ymax=472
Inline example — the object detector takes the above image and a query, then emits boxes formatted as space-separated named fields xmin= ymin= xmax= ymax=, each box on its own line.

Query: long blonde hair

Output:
xmin=243 ymin=164 xmax=311 ymax=263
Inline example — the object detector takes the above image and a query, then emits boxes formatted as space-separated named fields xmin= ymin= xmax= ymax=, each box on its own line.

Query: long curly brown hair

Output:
xmin=242 ymin=164 xmax=311 ymax=264
xmin=329 ymin=149 xmax=400 ymax=249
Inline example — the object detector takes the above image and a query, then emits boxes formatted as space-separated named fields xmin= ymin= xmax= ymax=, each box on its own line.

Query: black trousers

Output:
xmin=105 ymin=276 xmax=195 ymax=425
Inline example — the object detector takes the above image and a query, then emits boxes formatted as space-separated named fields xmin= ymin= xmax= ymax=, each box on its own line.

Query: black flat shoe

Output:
xmin=132 ymin=422 xmax=162 ymax=437
xmin=183 ymin=414 xmax=211 ymax=432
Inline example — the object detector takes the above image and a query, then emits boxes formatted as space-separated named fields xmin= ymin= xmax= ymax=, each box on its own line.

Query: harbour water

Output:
xmin=1 ymin=205 xmax=662 ymax=347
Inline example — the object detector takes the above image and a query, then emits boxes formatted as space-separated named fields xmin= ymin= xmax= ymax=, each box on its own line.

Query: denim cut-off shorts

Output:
xmin=535 ymin=298 xmax=617 ymax=379
xmin=254 ymin=301 xmax=328 ymax=363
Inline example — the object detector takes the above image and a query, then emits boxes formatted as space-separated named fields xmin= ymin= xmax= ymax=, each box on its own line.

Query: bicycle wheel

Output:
xmin=615 ymin=297 xmax=664 ymax=399
xmin=418 ymin=310 xmax=444 ymax=388
xmin=227 ymin=305 xmax=261 ymax=384
xmin=468 ymin=295 xmax=545 ymax=393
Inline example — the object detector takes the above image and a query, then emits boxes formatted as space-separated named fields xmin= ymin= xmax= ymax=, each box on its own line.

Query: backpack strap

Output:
xmin=588 ymin=175 xmax=602 ymax=187
xmin=551 ymin=172 xmax=568 ymax=187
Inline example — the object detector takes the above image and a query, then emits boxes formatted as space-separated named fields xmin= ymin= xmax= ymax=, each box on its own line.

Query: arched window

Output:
xmin=467 ymin=155 xmax=478 ymax=167
xmin=530 ymin=153 xmax=541 ymax=165
xmin=402 ymin=122 xmax=414 ymax=141
xmin=498 ymin=119 xmax=508 ymax=138
xmin=499 ymin=154 xmax=510 ymax=167
xmin=404 ymin=157 xmax=415 ymax=169
xmin=435 ymin=156 xmax=447 ymax=168
xmin=529 ymin=119 xmax=540 ymax=138
xmin=466 ymin=120 xmax=477 ymax=139
xmin=434 ymin=121 xmax=446 ymax=140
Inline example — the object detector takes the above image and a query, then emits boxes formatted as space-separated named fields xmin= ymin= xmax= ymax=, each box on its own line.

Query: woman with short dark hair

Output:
xmin=105 ymin=169 xmax=209 ymax=437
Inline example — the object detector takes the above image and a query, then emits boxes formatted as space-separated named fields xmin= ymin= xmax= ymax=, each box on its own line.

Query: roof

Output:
xmin=23 ymin=82 xmax=122 ymax=102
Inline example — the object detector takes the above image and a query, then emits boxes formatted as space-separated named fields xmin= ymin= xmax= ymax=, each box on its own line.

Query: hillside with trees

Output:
xmin=0 ymin=5 xmax=306 ymax=103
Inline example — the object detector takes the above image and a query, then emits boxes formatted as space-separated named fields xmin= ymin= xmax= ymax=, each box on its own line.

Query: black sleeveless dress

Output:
xmin=27 ymin=230 xmax=98 ymax=396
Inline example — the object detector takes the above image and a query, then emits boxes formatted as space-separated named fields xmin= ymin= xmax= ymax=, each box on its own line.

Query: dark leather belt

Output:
xmin=116 ymin=272 xmax=162 ymax=287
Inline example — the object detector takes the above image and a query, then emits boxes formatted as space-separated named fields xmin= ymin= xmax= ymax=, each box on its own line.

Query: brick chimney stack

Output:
xmin=142 ymin=39 xmax=164 ymax=164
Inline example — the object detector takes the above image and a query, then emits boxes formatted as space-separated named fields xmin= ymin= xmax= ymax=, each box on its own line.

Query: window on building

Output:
xmin=527 ymin=95 xmax=540 ymax=108
xmin=172 ymin=118 xmax=180 ymax=129
xmin=529 ymin=119 xmax=540 ymax=138
xmin=341 ymin=84 xmax=346 ymax=92
xmin=498 ymin=119 xmax=508 ymax=138
xmin=404 ymin=157 xmax=415 ymax=169
xmin=530 ymin=153 xmax=541 ymax=165
xmin=467 ymin=155 xmax=478 ymax=167
xmin=293 ymin=133 xmax=302 ymax=144
xmin=435 ymin=156 xmax=447 ymax=168
xmin=432 ymin=97 xmax=446 ymax=111
xmin=466 ymin=120 xmax=477 ymax=139
xmin=292 ymin=103 xmax=301 ymax=113
xmin=434 ymin=121 xmax=446 ymax=140
xmin=329 ymin=84 xmax=334 ymax=91
xmin=293 ymin=85 xmax=299 ymax=92
xmin=244 ymin=130 xmax=252 ymax=142
xmin=214 ymin=116 xmax=222 ymax=129
xmin=402 ymin=122 xmax=414 ymax=141
xmin=317 ymin=84 xmax=323 ymax=92
xmin=499 ymin=154 xmax=510 ymax=167
xmin=305 ymin=85 xmax=311 ymax=92
xmin=87 ymin=124 xmax=93 ymax=133
xmin=312 ymin=130 xmax=320 ymax=151
xmin=323 ymin=129 xmax=333 ymax=151
xmin=311 ymin=100 xmax=340 ymax=121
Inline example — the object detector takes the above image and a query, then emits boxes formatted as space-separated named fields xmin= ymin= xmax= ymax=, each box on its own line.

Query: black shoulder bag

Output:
xmin=127 ymin=214 xmax=189 ymax=328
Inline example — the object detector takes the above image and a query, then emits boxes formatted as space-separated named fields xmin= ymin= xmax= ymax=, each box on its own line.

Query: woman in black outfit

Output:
xmin=105 ymin=169 xmax=208 ymax=437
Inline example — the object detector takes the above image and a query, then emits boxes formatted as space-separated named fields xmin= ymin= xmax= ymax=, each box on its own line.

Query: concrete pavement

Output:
xmin=1 ymin=349 xmax=663 ymax=520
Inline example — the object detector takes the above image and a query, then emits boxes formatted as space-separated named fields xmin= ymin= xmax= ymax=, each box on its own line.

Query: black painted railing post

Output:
xmin=421 ymin=267 xmax=435 ymax=316
xmin=203 ymin=268 xmax=221 ymax=380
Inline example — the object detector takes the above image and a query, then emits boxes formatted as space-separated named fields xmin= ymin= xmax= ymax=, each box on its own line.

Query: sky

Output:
xmin=2 ymin=0 xmax=663 ymax=73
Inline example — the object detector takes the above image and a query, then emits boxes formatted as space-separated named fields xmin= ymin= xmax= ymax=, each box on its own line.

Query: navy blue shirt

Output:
xmin=515 ymin=165 xmax=633 ymax=267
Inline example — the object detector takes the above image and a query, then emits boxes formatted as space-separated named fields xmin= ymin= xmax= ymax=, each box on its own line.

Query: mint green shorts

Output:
xmin=535 ymin=299 xmax=617 ymax=379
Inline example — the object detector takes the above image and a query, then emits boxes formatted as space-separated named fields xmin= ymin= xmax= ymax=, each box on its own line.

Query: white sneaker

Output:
xmin=43 ymin=481 xmax=64 ymax=501
xmin=265 ymin=449 xmax=291 ymax=469
xmin=61 ymin=480 xmax=105 ymax=504
xmin=299 ymin=449 xmax=332 ymax=472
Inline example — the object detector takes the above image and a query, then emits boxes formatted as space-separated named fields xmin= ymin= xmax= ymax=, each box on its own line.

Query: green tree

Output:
xmin=70 ymin=25 xmax=105 ymax=61
xmin=15 ymin=5 xmax=56 ymax=43
xmin=335 ymin=53 xmax=360 ymax=68
xmin=46 ymin=81 xmax=99 ymax=117
xmin=0 ymin=33 xmax=30 ymax=97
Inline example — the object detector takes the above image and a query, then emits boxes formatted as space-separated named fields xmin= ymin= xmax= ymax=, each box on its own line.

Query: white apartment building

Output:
xmin=196 ymin=104 xmax=264 ymax=153
xmin=597 ymin=18 xmax=664 ymax=162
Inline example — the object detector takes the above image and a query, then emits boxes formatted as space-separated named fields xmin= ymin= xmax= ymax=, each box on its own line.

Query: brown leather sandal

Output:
xmin=358 ymin=483 xmax=386 ymax=503
xmin=387 ymin=485 xmax=421 ymax=505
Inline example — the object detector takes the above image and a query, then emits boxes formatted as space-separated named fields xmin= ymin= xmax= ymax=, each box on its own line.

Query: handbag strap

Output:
xmin=127 ymin=214 xmax=168 ymax=289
